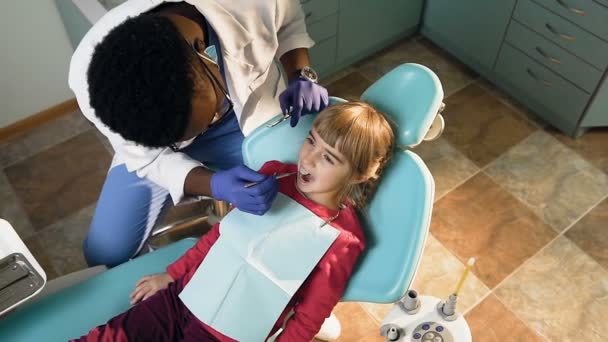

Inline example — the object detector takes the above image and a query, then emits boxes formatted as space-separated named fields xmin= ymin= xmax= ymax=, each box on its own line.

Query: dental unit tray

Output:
xmin=0 ymin=253 xmax=45 ymax=314
xmin=0 ymin=219 xmax=47 ymax=316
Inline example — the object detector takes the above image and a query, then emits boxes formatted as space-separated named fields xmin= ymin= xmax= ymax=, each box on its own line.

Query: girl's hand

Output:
xmin=129 ymin=272 xmax=174 ymax=304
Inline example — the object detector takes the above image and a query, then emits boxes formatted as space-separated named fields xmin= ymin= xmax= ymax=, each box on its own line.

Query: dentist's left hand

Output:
xmin=279 ymin=78 xmax=329 ymax=127
xmin=211 ymin=165 xmax=278 ymax=215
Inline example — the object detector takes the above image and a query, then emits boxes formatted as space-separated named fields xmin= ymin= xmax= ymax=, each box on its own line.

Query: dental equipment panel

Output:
xmin=0 ymin=219 xmax=46 ymax=317
xmin=379 ymin=258 xmax=476 ymax=342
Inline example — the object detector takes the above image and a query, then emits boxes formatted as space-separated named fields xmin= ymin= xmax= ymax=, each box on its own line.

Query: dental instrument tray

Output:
xmin=0 ymin=253 xmax=45 ymax=314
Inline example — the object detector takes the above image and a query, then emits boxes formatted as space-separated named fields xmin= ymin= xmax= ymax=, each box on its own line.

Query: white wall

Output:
xmin=0 ymin=0 xmax=75 ymax=127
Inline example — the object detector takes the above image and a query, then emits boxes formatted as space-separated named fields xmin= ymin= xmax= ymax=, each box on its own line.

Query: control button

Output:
xmin=436 ymin=326 xmax=444 ymax=332
xmin=413 ymin=332 xmax=422 ymax=339
xmin=426 ymin=332 xmax=435 ymax=338
xmin=422 ymin=324 xmax=430 ymax=330
xmin=433 ymin=337 xmax=442 ymax=342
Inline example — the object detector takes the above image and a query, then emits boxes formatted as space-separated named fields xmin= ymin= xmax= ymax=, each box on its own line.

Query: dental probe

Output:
xmin=244 ymin=172 xmax=296 ymax=188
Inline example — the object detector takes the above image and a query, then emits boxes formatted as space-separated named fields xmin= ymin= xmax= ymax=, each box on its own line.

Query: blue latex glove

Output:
xmin=279 ymin=78 xmax=329 ymax=127
xmin=210 ymin=165 xmax=278 ymax=215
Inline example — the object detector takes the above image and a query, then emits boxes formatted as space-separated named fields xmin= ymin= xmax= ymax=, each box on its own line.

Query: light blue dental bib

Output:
xmin=179 ymin=193 xmax=340 ymax=341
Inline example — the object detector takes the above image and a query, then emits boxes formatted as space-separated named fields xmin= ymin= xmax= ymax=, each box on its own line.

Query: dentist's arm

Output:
xmin=279 ymin=49 xmax=329 ymax=127
xmin=201 ymin=165 xmax=279 ymax=216
xmin=275 ymin=0 xmax=328 ymax=127
xmin=183 ymin=166 xmax=213 ymax=196
xmin=280 ymin=48 xmax=311 ymax=82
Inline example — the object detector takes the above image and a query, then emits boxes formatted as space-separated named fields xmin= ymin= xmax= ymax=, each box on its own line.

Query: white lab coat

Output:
xmin=68 ymin=0 xmax=314 ymax=204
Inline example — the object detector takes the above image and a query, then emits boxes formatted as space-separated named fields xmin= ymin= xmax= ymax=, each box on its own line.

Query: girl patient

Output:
xmin=73 ymin=101 xmax=395 ymax=341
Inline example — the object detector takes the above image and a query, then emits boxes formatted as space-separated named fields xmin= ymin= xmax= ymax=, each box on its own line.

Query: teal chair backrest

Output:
xmin=243 ymin=63 xmax=443 ymax=303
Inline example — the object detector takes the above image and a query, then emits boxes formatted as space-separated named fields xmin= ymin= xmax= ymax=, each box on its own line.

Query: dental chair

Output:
xmin=0 ymin=63 xmax=444 ymax=341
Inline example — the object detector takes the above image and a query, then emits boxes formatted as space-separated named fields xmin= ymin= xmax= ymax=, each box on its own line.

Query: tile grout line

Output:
xmin=474 ymin=79 xmax=545 ymax=130
xmin=484 ymin=79 xmax=608 ymax=181
xmin=470 ymin=192 xmax=608 ymax=339
xmin=353 ymin=36 xmax=480 ymax=94
xmin=0 ymin=169 xmax=37 ymax=241
xmin=439 ymin=131 xmax=568 ymax=333
xmin=433 ymin=134 xmax=514 ymax=203
xmin=1 ymin=126 xmax=95 ymax=169
xmin=490 ymin=292 xmax=551 ymax=341
xmin=443 ymin=77 xmax=479 ymax=99
xmin=355 ymin=301 xmax=385 ymax=328
xmin=434 ymin=122 xmax=606 ymax=339
xmin=482 ymin=130 xmax=608 ymax=236
xmin=462 ymin=195 xmax=608 ymax=341
xmin=432 ymin=76 xmax=545 ymax=203
xmin=432 ymin=166 xmax=481 ymax=203
xmin=460 ymin=290 xmax=550 ymax=342
xmin=476 ymin=79 xmax=608 ymax=180
xmin=417 ymin=71 xmax=605 ymax=338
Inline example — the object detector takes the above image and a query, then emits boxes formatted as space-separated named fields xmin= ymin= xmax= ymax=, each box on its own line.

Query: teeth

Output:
xmin=299 ymin=167 xmax=310 ymax=176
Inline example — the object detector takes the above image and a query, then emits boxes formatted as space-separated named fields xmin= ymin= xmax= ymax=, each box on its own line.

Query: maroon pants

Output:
xmin=71 ymin=280 xmax=219 ymax=342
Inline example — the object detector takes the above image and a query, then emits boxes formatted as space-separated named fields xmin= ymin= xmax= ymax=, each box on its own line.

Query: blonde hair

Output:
xmin=313 ymin=101 xmax=395 ymax=208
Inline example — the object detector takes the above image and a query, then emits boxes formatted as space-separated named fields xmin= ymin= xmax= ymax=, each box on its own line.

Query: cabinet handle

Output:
xmin=555 ymin=0 xmax=586 ymax=16
xmin=535 ymin=47 xmax=562 ymax=64
xmin=305 ymin=12 xmax=313 ymax=19
xmin=545 ymin=23 xmax=576 ymax=41
xmin=300 ymin=0 xmax=313 ymax=4
xmin=526 ymin=68 xmax=553 ymax=87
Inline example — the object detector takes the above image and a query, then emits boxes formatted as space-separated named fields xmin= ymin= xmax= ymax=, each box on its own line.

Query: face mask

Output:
xmin=204 ymin=45 xmax=218 ymax=64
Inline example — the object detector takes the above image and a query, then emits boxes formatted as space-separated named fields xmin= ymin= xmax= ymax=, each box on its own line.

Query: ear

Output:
xmin=350 ymin=159 xmax=381 ymax=185
xmin=349 ymin=175 xmax=368 ymax=185
xmin=349 ymin=173 xmax=377 ymax=185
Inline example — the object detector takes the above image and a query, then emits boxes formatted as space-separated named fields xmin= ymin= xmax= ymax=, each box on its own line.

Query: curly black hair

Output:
xmin=87 ymin=14 xmax=197 ymax=147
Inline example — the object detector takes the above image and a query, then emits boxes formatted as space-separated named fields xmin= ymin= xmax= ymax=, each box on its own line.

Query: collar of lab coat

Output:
xmin=184 ymin=0 xmax=257 ymax=107
xmin=183 ymin=0 xmax=253 ymax=62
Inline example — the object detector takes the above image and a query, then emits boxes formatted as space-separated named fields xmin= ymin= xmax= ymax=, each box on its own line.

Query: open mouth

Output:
xmin=299 ymin=167 xmax=313 ymax=184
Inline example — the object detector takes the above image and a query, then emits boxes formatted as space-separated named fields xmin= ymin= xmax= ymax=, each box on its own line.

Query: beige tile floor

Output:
xmin=2 ymin=35 xmax=607 ymax=341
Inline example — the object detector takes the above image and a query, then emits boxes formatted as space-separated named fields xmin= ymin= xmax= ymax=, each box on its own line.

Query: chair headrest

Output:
xmin=242 ymin=64 xmax=445 ymax=170
xmin=242 ymin=63 xmax=441 ymax=303
xmin=361 ymin=63 xmax=444 ymax=147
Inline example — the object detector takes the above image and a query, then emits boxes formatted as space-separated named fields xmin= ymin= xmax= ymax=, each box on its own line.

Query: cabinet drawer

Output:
xmin=422 ymin=0 xmax=516 ymax=71
xmin=533 ymin=0 xmax=608 ymax=41
xmin=495 ymin=43 xmax=590 ymax=126
xmin=514 ymin=0 xmax=608 ymax=70
xmin=309 ymin=36 xmax=337 ymax=77
xmin=301 ymin=0 xmax=339 ymax=25
xmin=338 ymin=0 xmax=422 ymax=62
xmin=307 ymin=14 xmax=337 ymax=43
xmin=505 ymin=20 xmax=602 ymax=93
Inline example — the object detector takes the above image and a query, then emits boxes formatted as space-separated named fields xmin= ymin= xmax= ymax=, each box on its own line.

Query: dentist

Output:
xmin=69 ymin=0 xmax=329 ymax=267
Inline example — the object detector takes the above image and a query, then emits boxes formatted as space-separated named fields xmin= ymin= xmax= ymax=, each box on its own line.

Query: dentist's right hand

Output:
xmin=211 ymin=165 xmax=278 ymax=215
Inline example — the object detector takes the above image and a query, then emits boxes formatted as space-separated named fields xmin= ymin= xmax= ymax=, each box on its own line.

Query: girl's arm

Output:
xmin=276 ymin=236 xmax=364 ymax=341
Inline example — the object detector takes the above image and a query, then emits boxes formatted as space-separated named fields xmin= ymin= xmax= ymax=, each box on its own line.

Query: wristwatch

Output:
xmin=297 ymin=66 xmax=318 ymax=83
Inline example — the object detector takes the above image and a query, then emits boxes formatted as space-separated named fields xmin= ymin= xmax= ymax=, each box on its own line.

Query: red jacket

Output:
xmin=167 ymin=161 xmax=366 ymax=341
